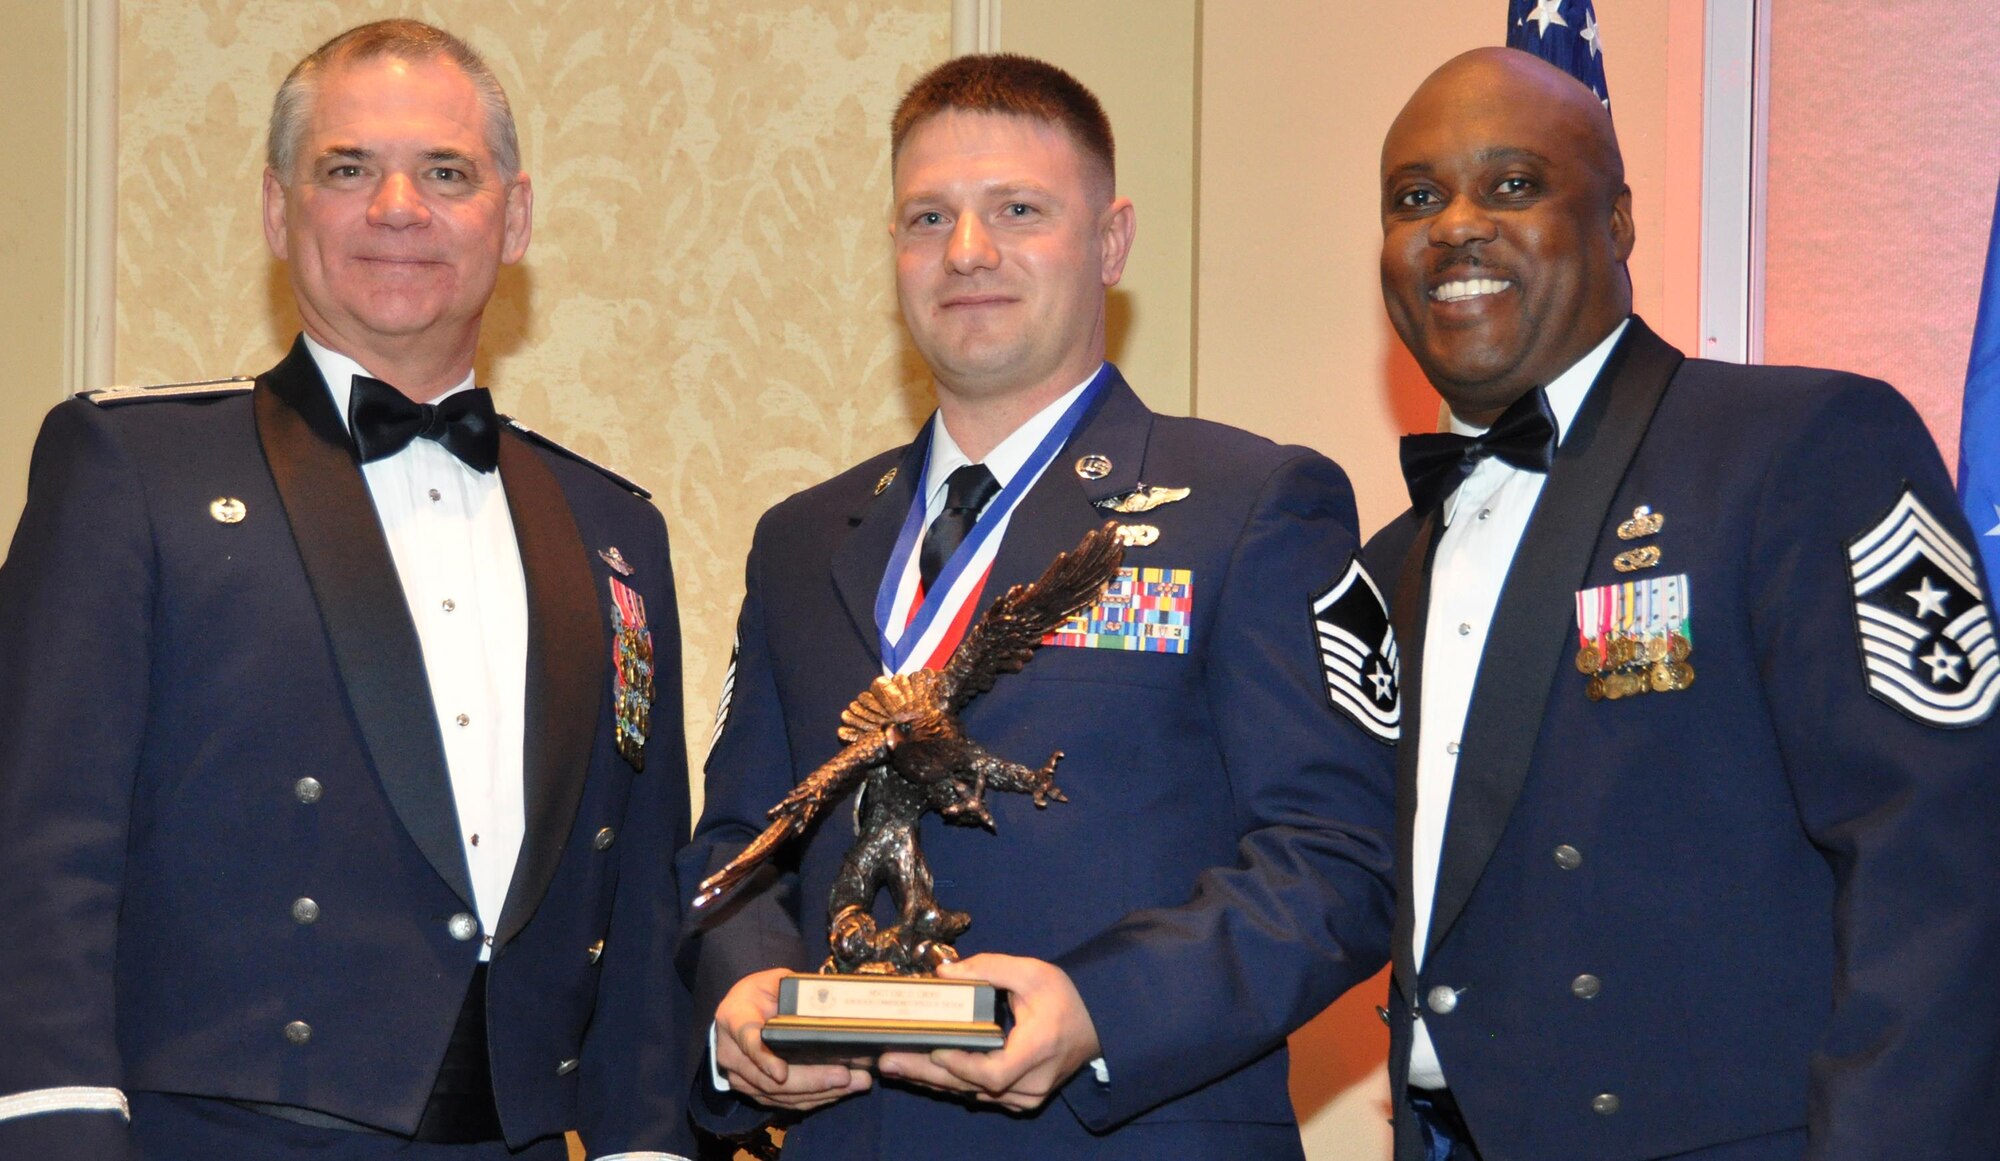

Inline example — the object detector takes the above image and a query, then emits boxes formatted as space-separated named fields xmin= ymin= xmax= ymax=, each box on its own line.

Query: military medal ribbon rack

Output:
xmin=1575 ymin=574 xmax=1695 ymax=701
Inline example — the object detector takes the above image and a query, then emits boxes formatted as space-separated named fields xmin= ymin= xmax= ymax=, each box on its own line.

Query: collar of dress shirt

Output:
xmin=302 ymin=333 xmax=479 ymax=435
xmin=921 ymin=365 xmax=1102 ymax=506
xmin=1440 ymin=317 xmax=1630 ymax=526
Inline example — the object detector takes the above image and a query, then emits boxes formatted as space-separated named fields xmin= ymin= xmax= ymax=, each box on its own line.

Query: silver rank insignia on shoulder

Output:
xmin=1114 ymin=523 xmax=1159 ymax=548
xmin=1095 ymin=483 xmax=1191 ymax=514
xmin=209 ymin=497 xmax=247 ymax=524
xmin=874 ymin=467 xmax=898 ymax=495
xmin=1310 ymin=555 xmax=1399 ymax=743
xmin=83 ymin=377 xmax=254 ymax=406
xmin=1847 ymin=486 xmax=2000 ymax=727
xmin=599 ymin=546 xmax=635 ymax=576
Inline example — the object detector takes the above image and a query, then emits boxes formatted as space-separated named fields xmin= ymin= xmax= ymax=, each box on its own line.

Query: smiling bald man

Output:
xmin=1364 ymin=47 xmax=2000 ymax=1161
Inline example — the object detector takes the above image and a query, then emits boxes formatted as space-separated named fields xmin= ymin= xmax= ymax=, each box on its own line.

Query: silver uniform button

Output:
xmin=593 ymin=827 xmax=616 ymax=851
xmin=284 ymin=1020 xmax=312 ymax=1045
xmin=294 ymin=777 xmax=323 ymax=804
xmin=587 ymin=939 xmax=605 ymax=965
xmin=1553 ymin=844 xmax=1583 ymax=870
xmin=448 ymin=912 xmax=479 ymax=942
xmin=556 ymin=1058 xmax=580 ymax=1077
xmin=1592 ymin=1093 xmax=1621 ymax=1115
xmin=1571 ymin=973 xmax=1602 ymax=999
xmin=1426 ymin=985 xmax=1459 ymax=1015
xmin=291 ymin=897 xmax=320 ymax=925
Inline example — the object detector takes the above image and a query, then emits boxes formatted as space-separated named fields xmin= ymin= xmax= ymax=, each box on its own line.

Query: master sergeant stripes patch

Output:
xmin=1311 ymin=556 xmax=1400 ymax=743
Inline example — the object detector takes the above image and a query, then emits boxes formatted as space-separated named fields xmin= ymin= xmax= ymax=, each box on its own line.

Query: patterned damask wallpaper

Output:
xmin=118 ymin=0 xmax=948 ymax=806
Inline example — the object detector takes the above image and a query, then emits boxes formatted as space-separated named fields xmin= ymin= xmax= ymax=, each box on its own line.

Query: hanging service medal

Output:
xmin=608 ymin=577 xmax=655 ymax=770
xmin=1574 ymin=573 xmax=1695 ymax=702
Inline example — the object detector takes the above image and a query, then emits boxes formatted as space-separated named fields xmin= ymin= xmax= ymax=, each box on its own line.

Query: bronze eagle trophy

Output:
xmin=692 ymin=522 xmax=1125 ymax=978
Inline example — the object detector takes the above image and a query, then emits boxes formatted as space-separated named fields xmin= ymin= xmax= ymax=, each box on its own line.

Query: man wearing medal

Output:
xmin=1368 ymin=48 xmax=2000 ymax=1160
xmin=0 ymin=21 xmax=692 ymax=1159
xmin=680 ymin=54 xmax=1396 ymax=1159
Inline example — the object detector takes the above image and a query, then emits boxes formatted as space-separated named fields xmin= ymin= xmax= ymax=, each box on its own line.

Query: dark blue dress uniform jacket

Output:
xmin=1365 ymin=319 xmax=2000 ymax=1161
xmin=0 ymin=339 xmax=695 ymax=1159
xmin=677 ymin=371 xmax=1396 ymax=1160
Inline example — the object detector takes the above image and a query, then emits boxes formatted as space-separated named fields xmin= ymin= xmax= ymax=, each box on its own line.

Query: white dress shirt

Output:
xmin=305 ymin=336 xmax=528 ymax=963
xmin=1406 ymin=320 xmax=1628 ymax=1089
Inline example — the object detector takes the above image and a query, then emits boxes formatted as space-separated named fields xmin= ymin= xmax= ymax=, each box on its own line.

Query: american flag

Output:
xmin=1957 ymin=175 xmax=2000 ymax=591
xmin=1507 ymin=0 xmax=1610 ymax=108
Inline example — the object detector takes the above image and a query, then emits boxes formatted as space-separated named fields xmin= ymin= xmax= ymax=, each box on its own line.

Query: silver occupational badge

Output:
xmin=1848 ymin=487 xmax=2000 ymax=727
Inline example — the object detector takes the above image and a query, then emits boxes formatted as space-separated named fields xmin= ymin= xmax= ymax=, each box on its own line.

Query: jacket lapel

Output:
xmin=980 ymin=371 xmax=1150 ymax=605
xmin=493 ymin=434 xmax=603 ymax=947
xmin=254 ymin=338 xmax=476 ymax=910
xmin=1387 ymin=512 xmax=1439 ymax=999
xmin=829 ymin=434 xmax=934 ymax=663
xmin=1425 ymin=319 xmax=1685 ymax=958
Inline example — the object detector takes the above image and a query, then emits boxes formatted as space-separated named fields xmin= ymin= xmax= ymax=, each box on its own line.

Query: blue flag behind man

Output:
xmin=1507 ymin=0 xmax=1609 ymax=106
xmin=1957 ymin=176 xmax=2000 ymax=588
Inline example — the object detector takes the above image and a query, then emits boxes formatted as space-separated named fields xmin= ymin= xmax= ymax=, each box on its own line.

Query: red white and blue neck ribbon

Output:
xmin=874 ymin=365 xmax=1111 ymax=675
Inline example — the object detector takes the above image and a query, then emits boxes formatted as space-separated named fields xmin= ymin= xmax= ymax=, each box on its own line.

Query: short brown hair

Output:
xmin=891 ymin=54 xmax=1114 ymax=189
xmin=267 ymin=19 xmax=521 ymax=182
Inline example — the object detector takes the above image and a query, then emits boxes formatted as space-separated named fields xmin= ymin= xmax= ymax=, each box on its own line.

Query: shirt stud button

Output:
xmin=429 ymin=489 xmax=442 ymax=502
xmin=1458 ymin=622 xmax=1472 ymax=636
xmin=455 ymin=713 xmax=470 ymax=728
xmin=442 ymin=598 xmax=456 ymax=612
xmin=1445 ymin=741 xmax=1461 ymax=755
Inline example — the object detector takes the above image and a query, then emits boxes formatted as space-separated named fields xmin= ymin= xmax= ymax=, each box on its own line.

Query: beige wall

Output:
xmin=113 ymin=0 xmax=950 ymax=816
xmin=0 ymin=1 xmax=70 ymax=558
xmin=1762 ymin=0 xmax=2000 ymax=470
xmin=1002 ymin=0 xmax=1198 ymax=416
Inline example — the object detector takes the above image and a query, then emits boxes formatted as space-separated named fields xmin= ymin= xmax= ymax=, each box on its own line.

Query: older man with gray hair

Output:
xmin=0 ymin=20 xmax=693 ymax=1160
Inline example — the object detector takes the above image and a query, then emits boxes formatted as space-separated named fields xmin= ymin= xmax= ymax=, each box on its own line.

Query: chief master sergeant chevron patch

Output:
xmin=1848 ymin=486 xmax=2000 ymax=727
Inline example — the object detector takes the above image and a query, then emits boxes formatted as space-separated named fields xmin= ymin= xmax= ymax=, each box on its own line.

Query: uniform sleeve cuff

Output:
xmin=0 ymin=1087 xmax=130 ymax=1123
xmin=709 ymin=1020 xmax=730 ymax=1092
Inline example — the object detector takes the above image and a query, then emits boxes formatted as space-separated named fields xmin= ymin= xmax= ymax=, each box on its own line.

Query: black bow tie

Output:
xmin=347 ymin=375 xmax=501 ymax=473
xmin=1399 ymin=387 xmax=1558 ymax=512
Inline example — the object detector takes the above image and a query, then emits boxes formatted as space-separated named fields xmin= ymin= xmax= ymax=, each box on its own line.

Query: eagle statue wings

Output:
xmin=692 ymin=522 xmax=1126 ymax=975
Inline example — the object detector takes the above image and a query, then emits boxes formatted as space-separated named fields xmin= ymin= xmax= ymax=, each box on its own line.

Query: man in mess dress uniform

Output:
xmin=0 ymin=20 xmax=693 ymax=1160
xmin=1368 ymin=47 xmax=2000 ymax=1161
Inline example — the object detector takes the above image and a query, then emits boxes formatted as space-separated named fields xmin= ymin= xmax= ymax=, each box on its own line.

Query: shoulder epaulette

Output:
xmin=503 ymin=417 xmax=652 ymax=499
xmin=80 ymin=377 xmax=255 ymax=407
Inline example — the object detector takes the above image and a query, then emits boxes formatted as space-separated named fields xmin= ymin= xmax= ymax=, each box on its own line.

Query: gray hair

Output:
xmin=267 ymin=19 xmax=522 ymax=183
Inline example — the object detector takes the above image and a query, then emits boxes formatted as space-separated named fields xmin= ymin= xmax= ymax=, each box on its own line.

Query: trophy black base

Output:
xmin=762 ymin=973 xmax=1005 ymax=1061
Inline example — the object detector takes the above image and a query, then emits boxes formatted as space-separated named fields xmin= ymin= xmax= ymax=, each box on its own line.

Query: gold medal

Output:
xmin=1644 ymin=635 xmax=1670 ymax=663
xmin=1649 ymin=662 xmax=1676 ymax=693
xmin=1611 ymin=638 xmax=1638 ymax=668
xmin=1673 ymin=662 xmax=1695 ymax=688
xmin=1576 ymin=644 xmax=1602 ymax=674
xmin=1668 ymin=633 xmax=1692 ymax=663
xmin=1586 ymin=676 xmax=1606 ymax=701
xmin=1603 ymin=674 xmax=1628 ymax=700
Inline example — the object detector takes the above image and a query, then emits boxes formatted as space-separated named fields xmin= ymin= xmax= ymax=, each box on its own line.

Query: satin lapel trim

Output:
xmin=829 ymin=434 xmax=933 ymax=662
xmin=254 ymin=338 xmax=475 ymax=910
xmin=980 ymin=375 xmax=1150 ymax=609
xmin=1426 ymin=320 xmax=1685 ymax=958
xmin=493 ymin=435 xmax=604 ymax=948
xmin=1390 ymin=512 xmax=1439 ymax=998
